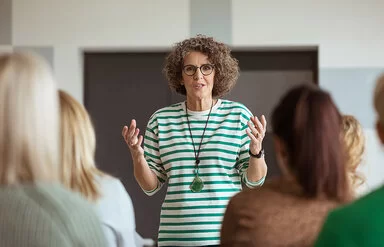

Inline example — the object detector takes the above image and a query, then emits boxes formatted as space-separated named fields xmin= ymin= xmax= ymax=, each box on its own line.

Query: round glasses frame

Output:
xmin=182 ymin=64 xmax=215 ymax=76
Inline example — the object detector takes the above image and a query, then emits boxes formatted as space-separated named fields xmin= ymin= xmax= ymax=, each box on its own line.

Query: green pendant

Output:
xmin=190 ymin=175 xmax=204 ymax=192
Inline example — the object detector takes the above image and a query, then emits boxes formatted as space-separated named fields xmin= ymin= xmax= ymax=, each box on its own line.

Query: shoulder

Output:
xmin=150 ymin=102 xmax=184 ymax=118
xmin=219 ymin=100 xmax=253 ymax=123
xmin=147 ymin=102 xmax=185 ymax=127
xmin=229 ymin=179 xmax=281 ymax=212
xmin=0 ymin=183 xmax=105 ymax=245
xmin=1 ymin=182 xmax=94 ymax=210
xmin=35 ymin=183 xmax=100 ymax=217
xmin=316 ymin=186 xmax=384 ymax=246
xmin=220 ymin=100 xmax=252 ymax=113
xmin=97 ymin=175 xmax=123 ymax=191
xmin=327 ymin=186 xmax=384 ymax=226
xmin=97 ymin=176 xmax=132 ymax=204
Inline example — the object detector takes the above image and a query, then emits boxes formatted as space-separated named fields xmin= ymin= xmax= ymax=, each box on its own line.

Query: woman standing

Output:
xmin=122 ymin=35 xmax=267 ymax=246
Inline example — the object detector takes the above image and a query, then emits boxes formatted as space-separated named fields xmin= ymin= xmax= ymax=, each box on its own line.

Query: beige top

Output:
xmin=221 ymin=178 xmax=343 ymax=247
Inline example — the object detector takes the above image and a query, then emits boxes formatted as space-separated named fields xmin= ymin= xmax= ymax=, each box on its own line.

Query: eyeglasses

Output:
xmin=182 ymin=64 xmax=215 ymax=76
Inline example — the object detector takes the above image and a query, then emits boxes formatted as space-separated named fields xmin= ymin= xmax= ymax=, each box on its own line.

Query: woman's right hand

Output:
xmin=122 ymin=119 xmax=144 ymax=157
xmin=122 ymin=120 xmax=158 ymax=191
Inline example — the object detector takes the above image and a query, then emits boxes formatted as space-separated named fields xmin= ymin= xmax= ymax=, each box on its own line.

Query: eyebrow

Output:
xmin=183 ymin=63 xmax=212 ymax=66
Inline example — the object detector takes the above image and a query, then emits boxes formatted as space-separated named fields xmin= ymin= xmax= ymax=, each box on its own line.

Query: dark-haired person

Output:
xmin=221 ymin=84 xmax=353 ymax=247
xmin=122 ymin=35 xmax=267 ymax=247
xmin=315 ymin=74 xmax=384 ymax=246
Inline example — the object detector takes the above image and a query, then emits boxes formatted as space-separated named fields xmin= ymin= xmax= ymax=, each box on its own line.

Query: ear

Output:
xmin=273 ymin=135 xmax=292 ymax=178
xmin=376 ymin=120 xmax=384 ymax=145
xmin=273 ymin=136 xmax=287 ymax=158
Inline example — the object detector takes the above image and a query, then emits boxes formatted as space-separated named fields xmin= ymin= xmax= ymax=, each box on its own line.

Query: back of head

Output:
xmin=342 ymin=115 xmax=365 ymax=189
xmin=0 ymin=52 xmax=59 ymax=184
xmin=271 ymin=84 xmax=350 ymax=202
xmin=374 ymin=74 xmax=384 ymax=126
xmin=59 ymin=90 xmax=103 ymax=201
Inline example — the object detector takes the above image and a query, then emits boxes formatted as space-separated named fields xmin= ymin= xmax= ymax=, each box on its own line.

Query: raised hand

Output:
xmin=246 ymin=115 xmax=267 ymax=155
xmin=122 ymin=119 xmax=144 ymax=157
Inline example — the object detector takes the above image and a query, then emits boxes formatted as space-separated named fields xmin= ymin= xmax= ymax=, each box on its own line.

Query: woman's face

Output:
xmin=181 ymin=51 xmax=215 ymax=101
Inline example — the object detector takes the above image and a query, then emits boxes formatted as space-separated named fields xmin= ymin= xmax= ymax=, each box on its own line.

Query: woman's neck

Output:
xmin=186 ymin=97 xmax=216 ymax=111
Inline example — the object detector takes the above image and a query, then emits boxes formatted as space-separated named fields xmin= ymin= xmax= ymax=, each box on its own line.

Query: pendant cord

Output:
xmin=185 ymin=100 xmax=214 ymax=174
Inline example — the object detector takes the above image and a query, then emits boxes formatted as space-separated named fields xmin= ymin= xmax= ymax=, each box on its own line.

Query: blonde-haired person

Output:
xmin=59 ymin=90 xmax=152 ymax=247
xmin=315 ymin=74 xmax=384 ymax=246
xmin=0 ymin=52 xmax=106 ymax=246
xmin=342 ymin=115 xmax=366 ymax=195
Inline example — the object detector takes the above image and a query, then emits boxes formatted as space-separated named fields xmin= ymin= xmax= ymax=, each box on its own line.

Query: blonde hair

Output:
xmin=59 ymin=90 xmax=105 ymax=201
xmin=0 ymin=52 xmax=59 ymax=184
xmin=374 ymin=74 xmax=384 ymax=126
xmin=342 ymin=115 xmax=365 ymax=190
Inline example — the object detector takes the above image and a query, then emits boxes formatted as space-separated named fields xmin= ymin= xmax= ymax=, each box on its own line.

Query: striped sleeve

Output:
xmin=143 ymin=113 xmax=167 ymax=196
xmin=234 ymin=105 xmax=252 ymax=178
xmin=234 ymin=105 xmax=265 ymax=188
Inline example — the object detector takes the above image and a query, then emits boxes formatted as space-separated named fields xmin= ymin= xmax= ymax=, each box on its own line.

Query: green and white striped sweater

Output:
xmin=143 ymin=99 xmax=265 ymax=247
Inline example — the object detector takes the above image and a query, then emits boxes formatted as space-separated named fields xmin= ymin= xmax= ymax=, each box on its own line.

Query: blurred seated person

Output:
xmin=342 ymin=115 xmax=366 ymax=196
xmin=59 ymin=90 xmax=153 ymax=247
xmin=0 ymin=52 xmax=106 ymax=247
xmin=315 ymin=74 xmax=384 ymax=246
xmin=221 ymin=84 xmax=353 ymax=247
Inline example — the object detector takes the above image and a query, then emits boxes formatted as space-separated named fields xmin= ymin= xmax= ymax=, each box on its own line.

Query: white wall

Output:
xmin=13 ymin=0 xmax=190 ymax=46
xmin=0 ymin=46 xmax=12 ymax=54
xmin=232 ymin=0 xmax=384 ymax=193
xmin=232 ymin=0 xmax=384 ymax=68
xmin=13 ymin=0 xmax=190 ymax=101
xmin=13 ymin=0 xmax=384 ymax=97
xmin=362 ymin=129 xmax=384 ymax=192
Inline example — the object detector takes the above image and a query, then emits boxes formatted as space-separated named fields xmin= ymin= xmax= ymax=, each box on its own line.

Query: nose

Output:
xmin=193 ymin=68 xmax=203 ymax=80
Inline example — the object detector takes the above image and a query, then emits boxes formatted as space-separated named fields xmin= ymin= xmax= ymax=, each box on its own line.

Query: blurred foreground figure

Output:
xmin=0 ymin=52 xmax=106 ymax=247
xmin=59 ymin=89 xmax=154 ymax=247
xmin=221 ymin=84 xmax=353 ymax=247
xmin=315 ymin=74 xmax=384 ymax=246
xmin=342 ymin=115 xmax=366 ymax=196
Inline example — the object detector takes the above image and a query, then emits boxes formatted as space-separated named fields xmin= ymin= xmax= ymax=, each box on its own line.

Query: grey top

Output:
xmin=0 ymin=182 xmax=106 ymax=247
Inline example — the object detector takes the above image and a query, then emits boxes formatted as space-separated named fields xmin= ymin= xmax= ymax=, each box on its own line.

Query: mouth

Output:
xmin=193 ymin=84 xmax=205 ymax=89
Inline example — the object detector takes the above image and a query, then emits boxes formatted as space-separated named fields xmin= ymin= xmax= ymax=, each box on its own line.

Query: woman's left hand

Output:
xmin=246 ymin=115 xmax=267 ymax=155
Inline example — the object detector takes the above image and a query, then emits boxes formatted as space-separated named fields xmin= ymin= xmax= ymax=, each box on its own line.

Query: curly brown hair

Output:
xmin=163 ymin=35 xmax=239 ymax=98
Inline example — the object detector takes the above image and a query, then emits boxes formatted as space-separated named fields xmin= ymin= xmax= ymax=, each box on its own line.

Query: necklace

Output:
xmin=185 ymin=100 xmax=214 ymax=193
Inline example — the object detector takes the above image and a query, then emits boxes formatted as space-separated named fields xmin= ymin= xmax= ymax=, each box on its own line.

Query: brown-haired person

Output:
xmin=315 ymin=74 xmax=384 ymax=246
xmin=0 ymin=52 xmax=106 ymax=246
xmin=342 ymin=115 xmax=366 ymax=195
xmin=122 ymin=35 xmax=267 ymax=247
xmin=221 ymin=84 xmax=352 ymax=247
